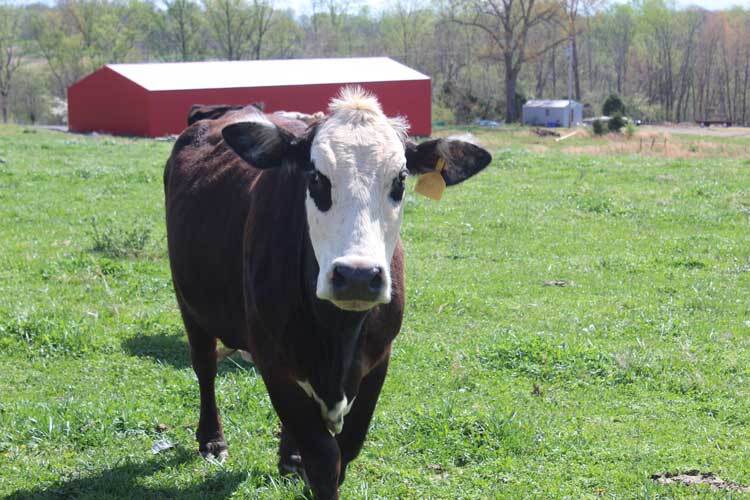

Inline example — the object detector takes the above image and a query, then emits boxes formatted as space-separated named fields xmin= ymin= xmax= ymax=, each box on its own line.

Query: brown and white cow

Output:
xmin=164 ymin=88 xmax=491 ymax=499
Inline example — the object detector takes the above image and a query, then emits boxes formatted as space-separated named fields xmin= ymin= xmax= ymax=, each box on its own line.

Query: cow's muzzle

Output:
xmin=316 ymin=257 xmax=391 ymax=311
xmin=331 ymin=264 xmax=384 ymax=303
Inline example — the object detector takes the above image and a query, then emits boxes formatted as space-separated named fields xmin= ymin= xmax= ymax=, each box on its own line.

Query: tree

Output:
xmin=382 ymin=0 xmax=427 ymax=65
xmin=603 ymin=3 xmax=634 ymax=95
xmin=265 ymin=9 xmax=304 ymax=58
xmin=10 ymin=66 xmax=49 ymax=124
xmin=203 ymin=0 xmax=274 ymax=60
xmin=162 ymin=0 xmax=205 ymax=61
xmin=204 ymin=0 xmax=251 ymax=60
xmin=29 ymin=8 xmax=88 ymax=97
xmin=453 ymin=0 xmax=566 ymax=122
xmin=30 ymin=0 xmax=144 ymax=97
xmin=0 ymin=4 xmax=26 ymax=123
xmin=556 ymin=0 xmax=582 ymax=100
xmin=603 ymin=93 xmax=625 ymax=115
xmin=248 ymin=0 xmax=274 ymax=59
xmin=607 ymin=112 xmax=625 ymax=131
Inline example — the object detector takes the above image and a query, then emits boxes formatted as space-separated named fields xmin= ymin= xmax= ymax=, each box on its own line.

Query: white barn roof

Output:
xmin=106 ymin=57 xmax=430 ymax=92
xmin=524 ymin=99 xmax=580 ymax=108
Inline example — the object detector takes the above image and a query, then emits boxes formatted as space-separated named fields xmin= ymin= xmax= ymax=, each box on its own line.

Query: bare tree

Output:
xmin=453 ymin=0 xmax=565 ymax=122
xmin=0 ymin=4 xmax=25 ymax=123
xmin=604 ymin=3 xmax=634 ymax=95
xmin=384 ymin=0 xmax=427 ymax=65
xmin=163 ymin=0 xmax=204 ymax=61
xmin=204 ymin=0 xmax=250 ymax=60
xmin=248 ymin=0 xmax=274 ymax=59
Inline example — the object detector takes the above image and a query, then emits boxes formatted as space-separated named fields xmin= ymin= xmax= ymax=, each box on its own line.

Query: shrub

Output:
xmin=624 ymin=121 xmax=636 ymax=139
xmin=592 ymin=119 xmax=606 ymax=136
xmin=603 ymin=94 xmax=626 ymax=116
xmin=608 ymin=113 xmax=625 ymax=133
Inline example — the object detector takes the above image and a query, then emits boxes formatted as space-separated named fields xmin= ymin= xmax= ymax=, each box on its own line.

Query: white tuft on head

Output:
xmin=329 ymin=86 xmax=383 ymax=116
xmin=388 ymin=116 xmax=410 ymax=143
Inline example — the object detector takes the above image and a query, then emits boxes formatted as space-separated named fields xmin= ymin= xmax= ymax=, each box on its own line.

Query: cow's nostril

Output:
xmin=369 ymin=267 xmax=383 ymax=292
xmin=332 ymin=265 xmax=347 ymax=289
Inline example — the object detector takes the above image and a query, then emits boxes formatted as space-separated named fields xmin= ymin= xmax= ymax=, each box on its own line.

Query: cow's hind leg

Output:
xmin=336 ymin=358 xmax=389 ymax=485
xmin=184 ymin=315 xmax=227 ymax=461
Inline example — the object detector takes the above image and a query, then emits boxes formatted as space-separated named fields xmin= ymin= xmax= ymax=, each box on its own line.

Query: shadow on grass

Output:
xmin=6 ymin=448 xmax=248 ymax=499
xmin=122 ymin=332 xmax=192 ymax=370
xmin=121 ymin=333 xmax=253 ymax=375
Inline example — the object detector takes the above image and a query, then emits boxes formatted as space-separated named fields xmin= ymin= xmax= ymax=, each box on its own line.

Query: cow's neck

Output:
xmin=246 ymin=165 xmax=371 ymax=421
xmin=296 ymin=230 xmax=370 ymax=411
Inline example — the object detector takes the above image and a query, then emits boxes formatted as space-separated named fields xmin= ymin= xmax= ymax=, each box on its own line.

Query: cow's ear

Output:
xmin=405 ymin=137 xmax=492 ymax=186
xmin=222 ymin=121 xmax=310 ymax=169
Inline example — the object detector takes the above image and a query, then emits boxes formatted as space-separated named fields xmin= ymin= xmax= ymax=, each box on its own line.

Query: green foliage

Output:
xmin=603 ymin=94 xmax=626 ymax=116
xmin=431 ymin=101 xmax=455 ymax=125
xmin=87 ymin=217 xmax=152 ymax=258
xmin=592 ymin=119 xmax=606 ymax=135
xmin=624 ymin=120 xmax=636 ymax=139
xmin=608 ymin=112 xmax=625 ymax=132
xmin=2 ymin=126 xmax=750 ymax=497
xmin=9 ymin=66 xmax=51 ymax=125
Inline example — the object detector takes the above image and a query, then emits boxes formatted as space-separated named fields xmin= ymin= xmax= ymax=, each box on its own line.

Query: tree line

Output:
xmin=1 ymin=0 xmax=749 ymax=127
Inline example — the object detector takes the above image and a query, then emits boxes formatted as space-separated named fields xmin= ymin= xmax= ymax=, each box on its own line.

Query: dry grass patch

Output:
xmin=435 ymin=125 xmax=750 ymax=159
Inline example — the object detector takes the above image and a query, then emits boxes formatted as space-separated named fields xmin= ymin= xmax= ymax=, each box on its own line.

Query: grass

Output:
xmin=1 ymin=123 xmax=749 ymax=498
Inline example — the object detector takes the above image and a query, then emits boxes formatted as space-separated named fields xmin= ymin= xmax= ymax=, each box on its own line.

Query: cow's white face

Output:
xmin=306 ymin=91 xmax=408 ymax=311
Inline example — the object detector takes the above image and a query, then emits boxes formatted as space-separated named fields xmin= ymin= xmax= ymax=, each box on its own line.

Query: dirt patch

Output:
xmin=543 ymin=280 xmax=570 ymax=287
xmin=651 ymin=470 xmax=750 ymax=492
xmin=562 ymin=132 xmax=750 ymax=159
xmin=533 ymin=128 xmax=560 ymax=138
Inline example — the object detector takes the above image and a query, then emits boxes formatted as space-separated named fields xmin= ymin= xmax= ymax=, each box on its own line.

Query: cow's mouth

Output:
xmin=330 ymin=299 xmax=380 ymax=312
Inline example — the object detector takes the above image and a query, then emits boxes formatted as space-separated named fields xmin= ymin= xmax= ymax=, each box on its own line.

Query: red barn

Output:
xmin=67 ymin=57 xmax=432 ymax=137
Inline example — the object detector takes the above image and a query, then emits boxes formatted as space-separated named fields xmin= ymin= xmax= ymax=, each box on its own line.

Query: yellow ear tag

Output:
xmin=414 ymin=158 xmax=447 ymax=201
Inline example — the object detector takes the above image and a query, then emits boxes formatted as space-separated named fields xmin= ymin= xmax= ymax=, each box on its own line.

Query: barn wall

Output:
xmin=146 ymin=80 xmax=432 ymax=137
xmin=68 ymin=67 xmax=149 ymax=136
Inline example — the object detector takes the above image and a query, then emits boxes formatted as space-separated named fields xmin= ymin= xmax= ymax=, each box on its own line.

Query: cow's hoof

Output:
xmin=279 ymin=452 xmax=304 ymax=476
xmin=199 ymin=440 xmax=228 ymax=463
xmin=279 ymin=453 xmax=309 ymax=485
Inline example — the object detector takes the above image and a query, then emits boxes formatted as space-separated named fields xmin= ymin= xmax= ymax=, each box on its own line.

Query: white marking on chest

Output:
xmin=297 ymin=380 xmax=355 ymax=435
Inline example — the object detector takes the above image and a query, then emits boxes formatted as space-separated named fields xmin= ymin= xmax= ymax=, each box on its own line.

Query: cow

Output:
xmin=164 ymin=87 xmax=491 ymax=499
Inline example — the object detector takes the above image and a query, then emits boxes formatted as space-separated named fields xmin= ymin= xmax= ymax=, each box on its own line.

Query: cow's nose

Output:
xmin=331 ymin=264 xmax=384 ymax=302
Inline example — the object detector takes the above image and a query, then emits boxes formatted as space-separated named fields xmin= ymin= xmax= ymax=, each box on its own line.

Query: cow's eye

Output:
xmin=390 ymin=169 xmax=408 ymax=203
xmin=307 ymin=168 xmax=332 ymax=212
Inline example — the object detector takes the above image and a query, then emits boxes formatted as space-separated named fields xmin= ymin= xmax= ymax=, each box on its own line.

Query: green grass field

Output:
xmin=1 ymin=124 xmax=749 ymax=498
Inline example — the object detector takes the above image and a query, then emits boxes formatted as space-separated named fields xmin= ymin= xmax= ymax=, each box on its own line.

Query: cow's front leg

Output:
xmin=265 ymin=378 xmax=341 ymax=500
xmin=336 ymin=357 xmax=389 ymax=485
xmin=278 ymin=424 xmax=304 ymax=477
